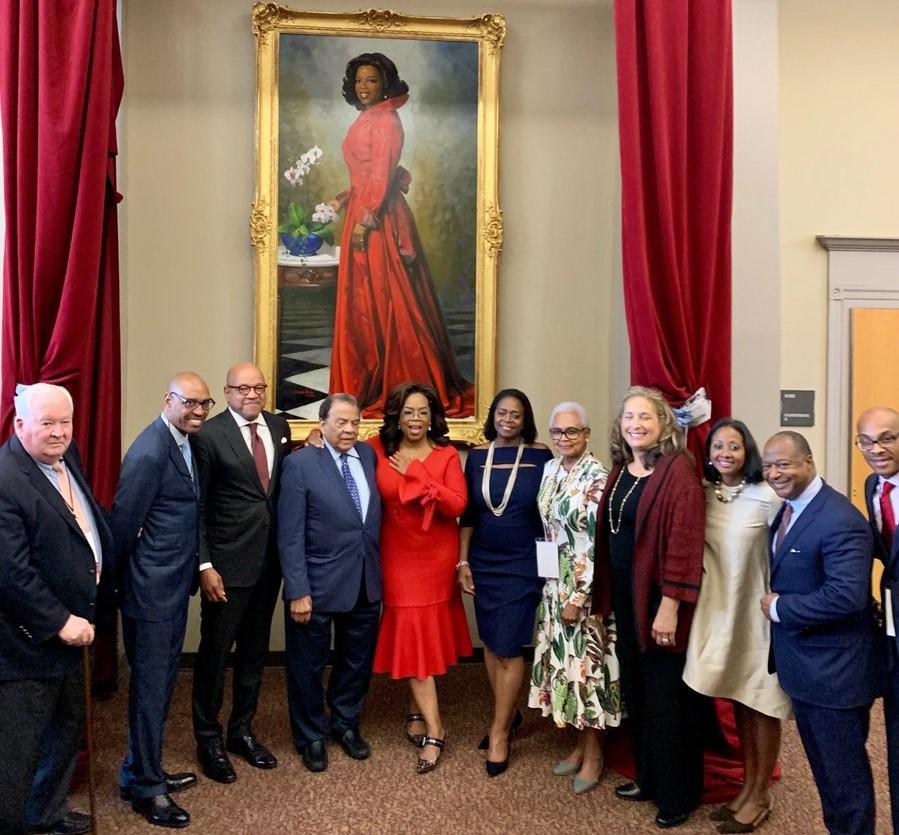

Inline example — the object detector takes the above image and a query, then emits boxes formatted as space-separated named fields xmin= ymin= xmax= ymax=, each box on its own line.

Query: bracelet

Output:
xmin=455 ymin=560 xmax=469 ymax=569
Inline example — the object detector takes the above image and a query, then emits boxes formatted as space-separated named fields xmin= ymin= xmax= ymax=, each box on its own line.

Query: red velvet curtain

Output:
xmin=615 ymin=0 xmax=733 ymax=461
xmin=0 ymin=0 xmax=123 ymax=507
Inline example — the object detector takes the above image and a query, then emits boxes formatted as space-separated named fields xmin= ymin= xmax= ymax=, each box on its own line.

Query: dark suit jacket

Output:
xmin=865 ymin=473 xmax=899 ymax=658
xmin=112 ymin=417 xmax=200 ymax=622
xmin=0 ymin=436 xmax=112 ymax=681
xmin=277 ymin=443 xmax=382 ymax=612
xmin=770 ymin=481 xmax=879 ymax=708
xmin=195 ymin=410 xmax=291 ymax=587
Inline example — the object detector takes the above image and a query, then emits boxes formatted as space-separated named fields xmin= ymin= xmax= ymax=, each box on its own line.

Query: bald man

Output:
xmin=112 ymin=373 xmax=214 ymax=829
xmin=191 ymin=364 xmax=290 ymax=784
xmin=856 ymin=406 xmax=899 ymax=834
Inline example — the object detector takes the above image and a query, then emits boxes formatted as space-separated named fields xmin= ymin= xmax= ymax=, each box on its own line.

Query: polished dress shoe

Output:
xmin=131 ymin=793 xmax=190 ymax=829
xmin=615 ymin=781 xmax=651 ymax=801
xmin=119 ymin=772 xmax=198 ymax=801
xmin=198 ymin=740 xmax=237 ymax=784
xmin=28 ymin=810 xmax=92 ymax=835
xmin=300 ymin=738 xmax=328 ymax=772
xmin=655 ymin=810 xmax=691 ymax=829
xmin=227 ymin=734 xmax=278 ymax=769
xmin=331 ymin=727 xmax=370 ymax=760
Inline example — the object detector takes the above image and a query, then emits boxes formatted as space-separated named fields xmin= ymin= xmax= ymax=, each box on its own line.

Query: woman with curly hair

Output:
xmin=327 ymin=53 xmax=473 ymax=417
xmin=369 ymin=382 xmax=472 ymax=773
xmin=593 ymin=386 xmax=706 ymax=829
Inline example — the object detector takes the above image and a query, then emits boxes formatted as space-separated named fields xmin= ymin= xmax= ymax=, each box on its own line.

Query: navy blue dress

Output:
xmin=461 ymin=446 xmax=553 ymax=658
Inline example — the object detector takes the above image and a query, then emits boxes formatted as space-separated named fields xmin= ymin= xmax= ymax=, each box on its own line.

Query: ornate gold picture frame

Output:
xmin=250 ymin=5 xmax=504 ymax=444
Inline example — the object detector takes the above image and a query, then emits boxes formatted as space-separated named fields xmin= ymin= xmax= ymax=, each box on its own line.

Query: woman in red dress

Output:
xmin=328 ymin=53 xmax=474 ymax=418
xmin=370 ymin=382 xmax=472 ymax=773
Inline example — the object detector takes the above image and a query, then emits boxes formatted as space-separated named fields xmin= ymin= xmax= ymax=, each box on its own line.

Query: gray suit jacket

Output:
xmin=277 ymin=443 xmax=381 ymax=612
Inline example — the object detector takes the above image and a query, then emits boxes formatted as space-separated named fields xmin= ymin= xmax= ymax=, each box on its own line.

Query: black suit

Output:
xmin=864 ymin=473 xmax=899 ymax=834
xmin=0 ymin=437 xmax=112 ymax=833
xmin=191 ymin=409 xmax=290 ymax=747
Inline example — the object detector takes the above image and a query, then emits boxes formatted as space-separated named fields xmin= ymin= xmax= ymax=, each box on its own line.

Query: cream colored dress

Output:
xmin=683 ymin=481 xmax=793 ymax=719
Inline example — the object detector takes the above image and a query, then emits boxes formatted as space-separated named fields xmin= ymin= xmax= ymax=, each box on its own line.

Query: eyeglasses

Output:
xmin=549 ymin=427 xmax=586 ymax=440
xmin=855 ymin=432 xmax=899 ymax=451
xmin=168 ymin=391 xmax=216 ymax=411
xmin=225 ymin=384 xmax=268 ymax=396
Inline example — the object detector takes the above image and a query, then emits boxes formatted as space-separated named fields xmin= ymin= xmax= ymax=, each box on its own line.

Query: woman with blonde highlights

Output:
xmin=593 ymin=386 xmax=705 ymax=829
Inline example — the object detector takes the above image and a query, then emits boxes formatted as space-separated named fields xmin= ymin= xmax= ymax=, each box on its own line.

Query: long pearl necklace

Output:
xmin=714 ymin=477 xmax=747 ymax=504
xmin=482 ymin=441 xmax=525 ymax=517
xmin=607 ymin=467 xmax=645 ymax=535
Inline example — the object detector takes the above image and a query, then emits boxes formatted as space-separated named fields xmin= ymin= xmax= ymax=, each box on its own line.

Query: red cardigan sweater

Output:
xmin=592 ymin=452 xmax=705 ymax=653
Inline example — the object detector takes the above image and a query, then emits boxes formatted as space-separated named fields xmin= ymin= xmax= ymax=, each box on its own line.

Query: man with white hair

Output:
xmin=0 ymin=383 xmax=112 ymax=835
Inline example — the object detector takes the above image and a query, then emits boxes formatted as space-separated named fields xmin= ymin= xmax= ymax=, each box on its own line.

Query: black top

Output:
xmin=607 ymin=467 xmax=648 ymax=577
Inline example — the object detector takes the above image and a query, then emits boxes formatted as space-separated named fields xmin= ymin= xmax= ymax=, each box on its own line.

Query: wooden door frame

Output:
xmin=820 ymin=236 xmax=899 ymax=493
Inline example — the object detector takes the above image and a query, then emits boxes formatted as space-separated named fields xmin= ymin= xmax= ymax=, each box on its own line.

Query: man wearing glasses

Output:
xmin=856 ymin=406 xmax=899 ymax=835
xmin=112 ymin=372 xmax=214 ymax=829
xmin=191 ymin=363 xmax=290 ymax=784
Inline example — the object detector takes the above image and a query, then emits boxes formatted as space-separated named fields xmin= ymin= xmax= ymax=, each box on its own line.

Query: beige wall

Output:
xmin=778 ymin=0 xmax=899 ymax=472
xmin=121 ymin=0 xmax=620 ymax=649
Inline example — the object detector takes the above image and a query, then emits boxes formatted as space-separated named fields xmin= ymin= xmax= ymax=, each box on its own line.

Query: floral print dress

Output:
xmin=528 ymin=453 xmax=622 ymax=730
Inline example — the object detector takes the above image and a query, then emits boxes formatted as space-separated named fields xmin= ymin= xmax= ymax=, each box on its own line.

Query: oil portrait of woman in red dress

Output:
xmin=269 ymin=31 xmax=490 ymax=429
xmin=327 ymin=53 xmax=474 ymax=419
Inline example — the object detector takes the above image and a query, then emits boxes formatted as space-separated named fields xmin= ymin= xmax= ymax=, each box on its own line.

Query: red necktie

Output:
xmin=248 ymin=423 xmax=270 ymax=491
xmin=881 ymin=481 xmax=896 ymax=552
xmin=774 ymin=501 xmax=793 ymax=553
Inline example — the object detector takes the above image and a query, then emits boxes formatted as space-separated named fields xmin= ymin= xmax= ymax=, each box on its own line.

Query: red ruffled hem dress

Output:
xmin=369 ymin=437 xmax=473 ymax=680
xmin=328 ymin=94 xmax=474 ymax=418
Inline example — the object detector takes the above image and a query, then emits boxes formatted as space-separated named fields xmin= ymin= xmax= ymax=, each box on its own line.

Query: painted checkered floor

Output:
xmin=275 ymin=286 xmax=475 ymax=419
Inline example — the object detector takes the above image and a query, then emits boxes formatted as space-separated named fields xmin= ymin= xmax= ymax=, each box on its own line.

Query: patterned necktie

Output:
xmin=882 ymin=482 xmax=896 ymax=552
xmin=52 ymin=460 xmax=99 ymax=581
xmin=774 ymin=501 xmax=793 ymax=553
xmin=248 ymin=422 xmax=270 ymax=491
xmin=340 ymin=453 xmax=363 ymax=517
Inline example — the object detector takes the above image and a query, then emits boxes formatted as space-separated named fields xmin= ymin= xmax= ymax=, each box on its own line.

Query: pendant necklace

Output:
xmin=714 ymin=477 xmax=747 ymax=504
xmin=608 ymin=467 xmax=645 ymax=535
xmin=482 ymin=440 xmax=525 ymax=517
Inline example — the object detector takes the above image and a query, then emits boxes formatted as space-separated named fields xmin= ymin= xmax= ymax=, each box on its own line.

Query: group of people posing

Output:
xmin=2 ymin=369 xmax=898 ymax=835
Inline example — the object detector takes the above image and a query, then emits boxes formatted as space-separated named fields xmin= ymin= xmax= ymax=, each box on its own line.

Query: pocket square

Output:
xmin=280 ymin=436 xmax=288 ymax=444
xmin=789 ymin=547 xmax=801 ymax=553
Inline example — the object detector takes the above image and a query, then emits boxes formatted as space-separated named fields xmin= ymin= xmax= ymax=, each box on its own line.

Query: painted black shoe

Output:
xmin=131 ymin=794 xmax=190 ymax=829
xmin=198 ymin=740 xmax=237 ymax=784
xmin=300 ymin=738 xmax=328 ymax=772
xmin=226 ymin=734 xmax=278 ymax=769
xmin=331 ymin=727 xmax=370 ymax=760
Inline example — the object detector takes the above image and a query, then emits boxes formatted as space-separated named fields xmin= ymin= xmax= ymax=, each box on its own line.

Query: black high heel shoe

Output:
xmin=416 ymin=735 xmax=446 ymax=774
xmin=477 ymin=709 xmax=524 ymax=751
xmin=485 ymin=736 xmax=511 ymax=778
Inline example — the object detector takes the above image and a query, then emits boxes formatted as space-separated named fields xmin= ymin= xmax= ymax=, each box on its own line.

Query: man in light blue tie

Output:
xmin=277 ymin=393 xmax=383 ymax=773
xmin=112 ymin=372 xmax=213 ymax=828
xmin=759 ymin=431 xmax=878 ymax=835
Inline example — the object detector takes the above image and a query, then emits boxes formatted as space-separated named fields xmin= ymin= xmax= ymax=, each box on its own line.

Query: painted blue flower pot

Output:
xmin=280 ymin=232 xmax=323 ymax=257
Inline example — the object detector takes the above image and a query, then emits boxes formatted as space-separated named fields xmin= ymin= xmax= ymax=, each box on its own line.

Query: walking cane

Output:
xmin=82 ymin=645 xmax=99 ymax=835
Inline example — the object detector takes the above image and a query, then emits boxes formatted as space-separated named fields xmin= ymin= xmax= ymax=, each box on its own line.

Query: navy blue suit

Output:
xmin=112 ymin=417 xmax=200 ymax=799
xmin=0 ymin=437 xmax=112 ymax=833
xmin=770 ymin=481 xmax=878 ymax=835
xmin=277 ymin=443 xmax=382 ymax=748
xmin=864 ymin=473 xmax=899 ymax=834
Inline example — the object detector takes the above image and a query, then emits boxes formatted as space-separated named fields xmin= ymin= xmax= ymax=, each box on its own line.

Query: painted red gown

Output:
xmin=329 ymin=95 xmax=474 ymax=418
xmin=369 ymin=437 xmax=473 ymax=680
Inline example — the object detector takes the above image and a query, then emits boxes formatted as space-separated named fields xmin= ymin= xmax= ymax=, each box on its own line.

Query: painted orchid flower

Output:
xmin=284 ymin=166 xmax=303 ymax=186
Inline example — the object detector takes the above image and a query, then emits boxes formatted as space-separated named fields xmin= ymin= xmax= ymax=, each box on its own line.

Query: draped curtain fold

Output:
xmin=614 ymin=0 xmax=733 ymax=461
xmin=0 ymin=0 xmax=123 ymax=508
xmin=611 ymin=0 xmax=746 ymax=803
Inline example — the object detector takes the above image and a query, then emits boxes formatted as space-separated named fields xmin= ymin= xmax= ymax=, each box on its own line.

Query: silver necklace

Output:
xmin=608 ymin=467 xmax=645 ymax=535
xmin=482 ymin=441 xmax=525 ymax=517
xmin=714 ymin=477 xmax=747 ymax=504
